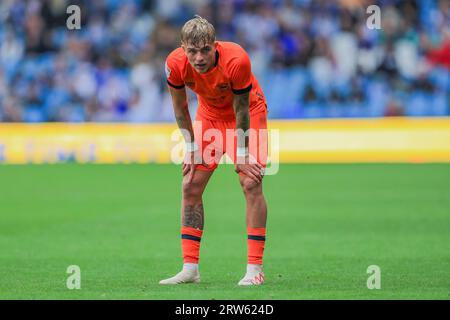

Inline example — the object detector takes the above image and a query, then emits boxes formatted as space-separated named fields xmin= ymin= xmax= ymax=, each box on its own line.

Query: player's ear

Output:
xmin=214 ymin=41 xmax=218 ymax=49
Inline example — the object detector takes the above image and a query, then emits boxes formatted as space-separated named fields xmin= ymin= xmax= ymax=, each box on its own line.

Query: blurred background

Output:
xmin=0 ymin=0 xmax=449 ymax=123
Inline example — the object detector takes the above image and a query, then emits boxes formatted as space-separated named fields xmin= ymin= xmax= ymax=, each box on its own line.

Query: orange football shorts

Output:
xmin=192 ymin=109 xmax=268 ymax=172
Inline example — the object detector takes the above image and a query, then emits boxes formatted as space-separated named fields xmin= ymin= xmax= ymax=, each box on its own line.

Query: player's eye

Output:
xmin=201 ymin=47 xmax=211 ymax=53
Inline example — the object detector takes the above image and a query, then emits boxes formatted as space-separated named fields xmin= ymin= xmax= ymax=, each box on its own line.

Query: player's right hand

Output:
xmin=182 ymin=149 xmax=206 ymax=183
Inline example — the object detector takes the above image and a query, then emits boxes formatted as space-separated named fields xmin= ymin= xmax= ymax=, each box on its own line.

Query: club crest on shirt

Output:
xmin=165 ymin=61 xmax=171 ymax=79
xmin=216 ymin=82 xmax=230 ymax=92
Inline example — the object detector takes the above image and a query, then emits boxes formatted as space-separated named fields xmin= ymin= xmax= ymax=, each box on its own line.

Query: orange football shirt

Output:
xmin=165 ymin=41 xmax=267 ymax=121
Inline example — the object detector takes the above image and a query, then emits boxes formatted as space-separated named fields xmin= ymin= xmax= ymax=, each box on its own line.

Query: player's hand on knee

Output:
xmin=235 ymin=155 xmax=264 ymax=183
xmin=182 ymin=162 xmax=192 ymax=177
xmin=235 ymin=163 xmax=263 ymax=183
xmin=183 ymin=149 xmax=208 ymax=183
xmin=183 ymin=151 xmax=197 ymax=182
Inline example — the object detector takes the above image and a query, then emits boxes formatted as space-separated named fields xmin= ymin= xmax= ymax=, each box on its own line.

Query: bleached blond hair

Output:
xmin=181 ymin=15 xmax=216 ymax=46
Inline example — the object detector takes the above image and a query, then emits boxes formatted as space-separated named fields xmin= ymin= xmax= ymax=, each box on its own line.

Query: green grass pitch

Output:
xmin=0 ymin=163 xmax=449 ymax=299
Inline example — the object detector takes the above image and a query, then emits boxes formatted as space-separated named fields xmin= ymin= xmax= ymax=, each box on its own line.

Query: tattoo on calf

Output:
xmin=183 ymin=203 xmax=204 ymax=229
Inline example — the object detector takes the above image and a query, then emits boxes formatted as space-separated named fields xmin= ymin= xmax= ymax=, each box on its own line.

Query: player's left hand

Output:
xmin=235 ymin=155 xmax=264 ymax=183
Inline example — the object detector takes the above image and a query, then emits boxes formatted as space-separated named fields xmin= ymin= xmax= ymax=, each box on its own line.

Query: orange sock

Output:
xmin=247 ymin=227 xmax=266 ymax=265
xmin=181 ymin=226 xmax=203 ymax=264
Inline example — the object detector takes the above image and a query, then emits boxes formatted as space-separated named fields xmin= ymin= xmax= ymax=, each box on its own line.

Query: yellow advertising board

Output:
xmin=0 ymin=117 xmax=449 ymax=164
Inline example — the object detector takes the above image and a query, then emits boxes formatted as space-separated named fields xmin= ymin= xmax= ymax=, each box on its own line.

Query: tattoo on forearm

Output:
xmin=236 ymin=109 xmax=249 ymax=132
xmin=175 ymin=113 xmax=188 ymax=130
xmin=233 ymin=93 xmax=250 ymax=148
xmin=175 ymin=107 xmax=194 ymax=142
xmin=183 ymin=203 xmax=204 ymax=229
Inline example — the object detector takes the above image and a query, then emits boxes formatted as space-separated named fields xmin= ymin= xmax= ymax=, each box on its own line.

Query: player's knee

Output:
xmin=182 ymin=180 xmax=203 ymax=199
xmin=240 ymin=177 xmax=262 ymax=197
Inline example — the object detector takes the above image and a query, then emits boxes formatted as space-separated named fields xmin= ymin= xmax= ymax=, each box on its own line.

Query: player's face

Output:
xmin=183 ymin=42 xmax=217 ymax=74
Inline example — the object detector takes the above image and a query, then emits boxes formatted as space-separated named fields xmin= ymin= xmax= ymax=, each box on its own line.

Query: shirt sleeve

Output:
xmin=229 ymin=52 xmax=253 ymax=95
xmin=165 ymin=56 xmax=185 ymax=89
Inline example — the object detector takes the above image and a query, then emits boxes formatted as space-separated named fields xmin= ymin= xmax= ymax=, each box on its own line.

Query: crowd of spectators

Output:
xmin=0 ymin=0 xmax=448 ymax=122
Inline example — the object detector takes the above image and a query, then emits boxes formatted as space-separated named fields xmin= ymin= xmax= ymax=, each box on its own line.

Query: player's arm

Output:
xmin=168 ymin=85 xmax=202 ymax=181
xmin=168 ymin=86 xmax=194 ymax=145
xmin=233 ymin=92 xmax=262 ymax=183
xmin=229 ymin=50 xmax=262 ymax=182
xmin=232 ymin=91 xmax=250 ymax=150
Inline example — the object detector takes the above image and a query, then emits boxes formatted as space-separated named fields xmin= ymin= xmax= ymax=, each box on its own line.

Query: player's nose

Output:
xmin=195 ymin=55 xmax=205 ymax=63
